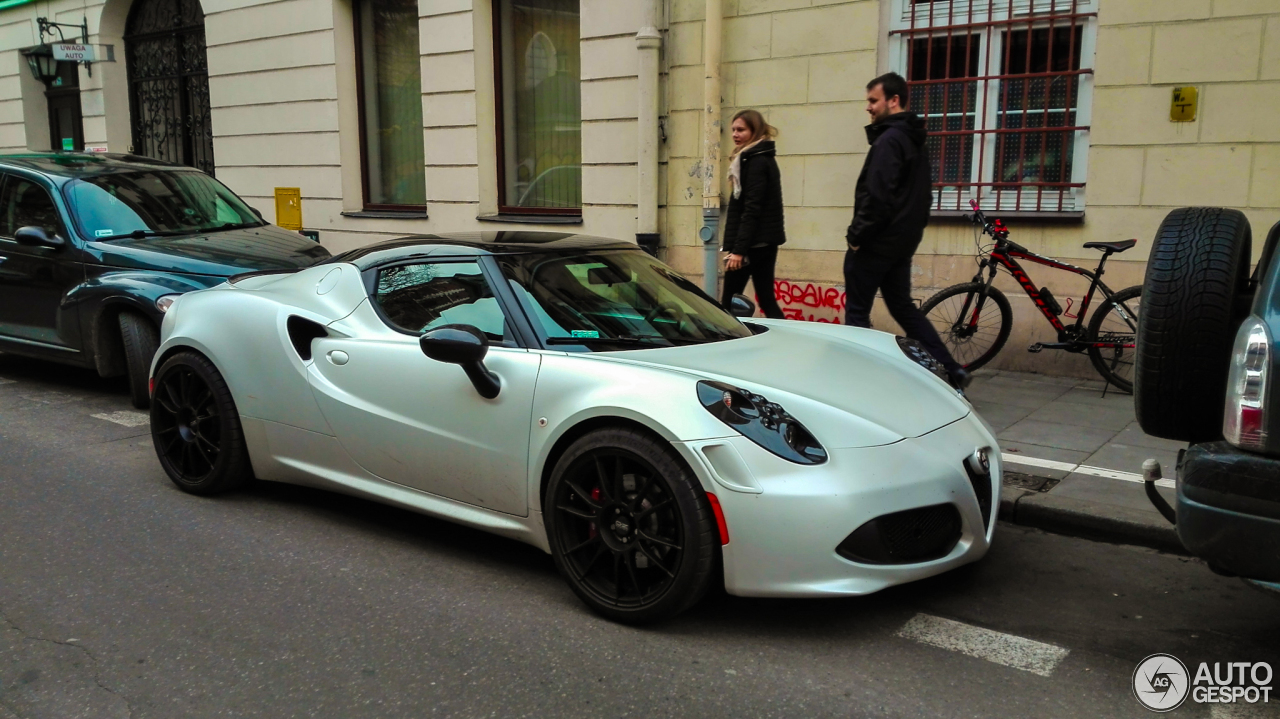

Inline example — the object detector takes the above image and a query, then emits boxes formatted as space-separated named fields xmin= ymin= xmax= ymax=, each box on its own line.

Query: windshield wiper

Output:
xmin=545 ymin=336 xmax=671 ymax=346
xmin=213 ymin=221 xmax=265 ymax=231
xmin=95 ymin=229 xmax=191 ymax=240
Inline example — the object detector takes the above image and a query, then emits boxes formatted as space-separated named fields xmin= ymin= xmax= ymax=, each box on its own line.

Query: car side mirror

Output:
xmin=728 ymin=293 xmax=756 ymax=318
xmin=419 ymin=324 xmax=501 ymax=399
xmin=249 ymin=206 xmax=263 ymax=219
xmin=14 ymin=226 xmax=64 ymax=249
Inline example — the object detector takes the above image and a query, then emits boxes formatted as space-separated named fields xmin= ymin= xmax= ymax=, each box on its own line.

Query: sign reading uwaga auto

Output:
xmin=52 ymin=43 xmax=96 ymax=62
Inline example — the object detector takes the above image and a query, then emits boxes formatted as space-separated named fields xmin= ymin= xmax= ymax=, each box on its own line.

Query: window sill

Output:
xmin=931 ymin=210 xmax=1085 ymax=224
xmin=476 ymin=213 xmax=583 ymax=225
xmin=341 ymin=210 xmax=428 ymax=220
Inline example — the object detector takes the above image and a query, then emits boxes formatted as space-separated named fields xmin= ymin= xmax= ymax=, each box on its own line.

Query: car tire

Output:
xmin=150 ymin=351 xmax=253 ymax=495
xmin=119 ymin=311 xmax=159 ymax=409
xmin=545 ymin=427 xmax=717 ymax=624
xmin=1136 ymin=208 xmax=1252 ymax=443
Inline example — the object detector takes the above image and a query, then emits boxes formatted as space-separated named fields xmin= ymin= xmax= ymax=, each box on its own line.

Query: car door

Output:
xmin=307 ymin=258 xmax=541 ymax=517
xmin=0 ymin=173 xmax=83 ymax=351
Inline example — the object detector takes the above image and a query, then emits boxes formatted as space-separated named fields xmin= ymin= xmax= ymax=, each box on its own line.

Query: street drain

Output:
xmin=1002 ymin=471 xmax=1060 ymax=492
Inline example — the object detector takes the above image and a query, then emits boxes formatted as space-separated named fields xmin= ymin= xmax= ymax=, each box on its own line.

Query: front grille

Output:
xmin=836 ymin=504 xmax=962 ymax=565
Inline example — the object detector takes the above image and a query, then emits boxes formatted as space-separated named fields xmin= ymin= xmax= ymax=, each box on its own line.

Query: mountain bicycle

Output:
xmin=920 ymin=200 xmax=1142 ymax=392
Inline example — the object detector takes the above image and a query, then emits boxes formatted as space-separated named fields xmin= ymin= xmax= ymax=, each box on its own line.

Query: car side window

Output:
xmin=0 ymin=177 xmax=62 ymax=239
xmin=373 ymin=261 xmax=514 ymax=345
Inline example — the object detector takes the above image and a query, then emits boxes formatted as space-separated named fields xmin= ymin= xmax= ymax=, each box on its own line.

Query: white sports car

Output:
xmin=148 ymin=232 xmax=1000 ymax=622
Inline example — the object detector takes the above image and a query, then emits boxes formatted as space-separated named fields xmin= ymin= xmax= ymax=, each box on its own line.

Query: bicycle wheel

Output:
xmin=1088 ymin=285 xmax=1141 ymax=393
xmin=920 ymin=282 xmax=1013 ymax=371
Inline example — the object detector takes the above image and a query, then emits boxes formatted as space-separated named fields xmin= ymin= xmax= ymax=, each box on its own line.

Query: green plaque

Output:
xmin=61 ymin=137 xmax=74 ymax=151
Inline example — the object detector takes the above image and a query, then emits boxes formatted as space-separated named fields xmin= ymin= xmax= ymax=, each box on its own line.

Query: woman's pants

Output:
xmin=720 ymin=244 xmax=784 ymax=319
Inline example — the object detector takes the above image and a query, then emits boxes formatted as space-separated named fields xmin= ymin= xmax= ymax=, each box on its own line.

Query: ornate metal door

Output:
xmin=124 ymin=0 xmax=215 ymax=175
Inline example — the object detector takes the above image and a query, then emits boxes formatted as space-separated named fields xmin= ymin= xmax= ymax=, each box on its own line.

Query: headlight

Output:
xmin=696 ymin=380 xmax=827 ymax=465
xmin=897 ymin=336 xmax=950 ymax=383
xmin=155 ymin=294 xmax=180 ymax=313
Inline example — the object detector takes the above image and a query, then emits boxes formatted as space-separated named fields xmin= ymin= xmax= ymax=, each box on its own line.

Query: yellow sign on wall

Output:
xmin=274 ymin=187 xmax=302 ymax=230
xmin=1170 ymin=86 xmax=1198 ymax=122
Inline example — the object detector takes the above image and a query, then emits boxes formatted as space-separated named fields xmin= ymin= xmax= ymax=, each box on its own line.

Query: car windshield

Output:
xmin=64 ymin=170 xmax=264 ymax=240
xmin=499 ymin=250 xmax=754 ymax=350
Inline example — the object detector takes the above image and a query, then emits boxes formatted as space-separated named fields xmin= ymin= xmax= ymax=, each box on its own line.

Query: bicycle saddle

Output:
xmin=1082 ymin=239 xmax=1137 ymax=253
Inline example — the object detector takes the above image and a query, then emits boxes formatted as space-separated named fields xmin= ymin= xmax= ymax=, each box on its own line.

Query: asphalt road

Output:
xmin=1 ymin=354 xmax=1277 ymax=719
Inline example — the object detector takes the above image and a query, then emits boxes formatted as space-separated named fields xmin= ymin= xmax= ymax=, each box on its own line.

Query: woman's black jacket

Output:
xmin=721 ymin=140 xmax=786 ymax=256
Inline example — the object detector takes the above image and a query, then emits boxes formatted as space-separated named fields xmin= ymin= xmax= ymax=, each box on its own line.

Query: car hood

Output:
xmin=87 ymin=224 xmax=331 ymax=276
xmin=603 ymin=320 xmax=971 ymax=444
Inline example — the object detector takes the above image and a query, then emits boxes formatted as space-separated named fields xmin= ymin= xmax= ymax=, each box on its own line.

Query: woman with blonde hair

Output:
xmin=721 ymin=108 xmax=786 ymax=319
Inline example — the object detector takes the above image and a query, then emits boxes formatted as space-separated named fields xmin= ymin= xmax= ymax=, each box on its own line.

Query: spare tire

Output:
xmin=1135 ymin=208 xmax=1252 ymax=442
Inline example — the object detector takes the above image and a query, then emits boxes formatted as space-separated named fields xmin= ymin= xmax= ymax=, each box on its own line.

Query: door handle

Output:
xmin=327 ymin=350 xmax=349 ymax=366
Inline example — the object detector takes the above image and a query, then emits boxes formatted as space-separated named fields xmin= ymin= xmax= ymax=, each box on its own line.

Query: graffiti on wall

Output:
xmin=769 ymin=280 xmax=846 ymax=324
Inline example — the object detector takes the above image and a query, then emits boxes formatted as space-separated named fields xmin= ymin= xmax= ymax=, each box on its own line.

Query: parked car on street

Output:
xmin=147 ymin=231 xmax=1001 ymax=623
xmin=1136 ymin=208 xmax=1280 ymax=592
xmin=0 ymin=152 xmax=331 ymax=407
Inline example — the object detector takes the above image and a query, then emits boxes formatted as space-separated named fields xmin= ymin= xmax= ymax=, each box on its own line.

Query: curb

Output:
xmin=998 ymin=483 xmax=1187 ymax=556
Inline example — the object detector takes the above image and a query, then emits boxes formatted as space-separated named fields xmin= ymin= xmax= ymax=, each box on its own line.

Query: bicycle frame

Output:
xmin=973 ymin=239 xmax=1119 ymax=343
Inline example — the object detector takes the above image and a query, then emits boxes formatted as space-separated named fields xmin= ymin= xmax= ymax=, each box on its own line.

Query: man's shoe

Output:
xmin=948 ymin=367 xmax=972 ymax=391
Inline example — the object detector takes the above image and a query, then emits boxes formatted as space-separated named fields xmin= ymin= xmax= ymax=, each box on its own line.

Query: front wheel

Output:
xmin=920 ymin=282 xmax=1013 ymax=371
xmin=1088 ymin=286 xmax=1142 ymax=394
xmin=150 ymin=351 xmax=253 ymax=495
xmin=119 ymin=311 xmax=159 ymax=409
xmin=545 ymin=428 xmax=717 ymax=624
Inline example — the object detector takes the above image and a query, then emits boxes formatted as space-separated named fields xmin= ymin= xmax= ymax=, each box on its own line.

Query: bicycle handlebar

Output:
xmin=966 ymin=199 xmax=1008 ymax=242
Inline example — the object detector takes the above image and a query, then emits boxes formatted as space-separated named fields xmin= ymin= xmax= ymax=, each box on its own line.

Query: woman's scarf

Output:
xmin=727 ymin=138 xmax=763 ymax=199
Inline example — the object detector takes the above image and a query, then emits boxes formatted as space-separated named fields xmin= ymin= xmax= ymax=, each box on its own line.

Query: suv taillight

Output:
xmin=1224 ymin=318 xmax=1270 ymax=450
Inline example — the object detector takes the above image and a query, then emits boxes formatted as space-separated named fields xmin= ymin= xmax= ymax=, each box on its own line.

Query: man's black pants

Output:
xmin=843 ymin=248 xmax=961 ymax=372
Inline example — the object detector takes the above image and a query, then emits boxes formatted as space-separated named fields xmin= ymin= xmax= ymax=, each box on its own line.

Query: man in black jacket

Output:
xmin=844 ymin=72 xmax=969 ymax=389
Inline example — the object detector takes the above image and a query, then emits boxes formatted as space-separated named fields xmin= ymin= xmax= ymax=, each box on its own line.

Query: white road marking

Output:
xmin=0 ymin=377 xmax=14 ymax=385
xmin=897 ymin=613 xmax=1070 ymax=677
xmin=1002 ymin=453 xmax=1176 ymax=488
xmin=92 ymin=411 xmax=150 ymax=428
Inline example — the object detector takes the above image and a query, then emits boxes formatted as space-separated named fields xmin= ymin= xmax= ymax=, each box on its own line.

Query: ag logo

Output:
xmin=1134 ymin=654 xmax=1190 ymax=712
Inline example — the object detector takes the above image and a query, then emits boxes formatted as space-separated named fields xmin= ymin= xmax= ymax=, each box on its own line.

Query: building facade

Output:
xmin=0 ymin=0 xmax=1276 ymax=376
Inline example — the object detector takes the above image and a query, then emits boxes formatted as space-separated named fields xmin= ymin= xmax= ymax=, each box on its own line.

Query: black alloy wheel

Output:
xmin=151 ymin=351 xmax=252 ymax=495
xmin=546 ymin=428 xmax=716 ymax=623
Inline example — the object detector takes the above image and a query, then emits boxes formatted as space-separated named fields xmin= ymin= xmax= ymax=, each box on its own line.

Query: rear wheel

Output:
xmin=1087 ymin=285 xmax=1142 ymax=393
xmin=118 ymin=311 xmax=159 ymax=409
xmin=920 ymin=282 xmax=1013 ymax=371
xmin=545 ymin=428 xmax=716 ymax=624
xmin=150 ymin=351 xmax=252 ymax=495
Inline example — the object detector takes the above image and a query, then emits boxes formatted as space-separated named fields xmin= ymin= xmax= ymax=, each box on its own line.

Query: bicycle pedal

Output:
xmin=1028 ymin=343 xmax=1044 ymax=353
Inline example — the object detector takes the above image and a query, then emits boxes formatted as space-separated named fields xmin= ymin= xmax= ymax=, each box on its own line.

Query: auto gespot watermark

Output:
xmin=1133 ymin=654 xmax=1273 ymax=712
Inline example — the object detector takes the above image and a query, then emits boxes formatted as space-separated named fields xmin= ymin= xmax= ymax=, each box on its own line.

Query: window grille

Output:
xmin=892 ymin=0 xmax=1096 ymax=214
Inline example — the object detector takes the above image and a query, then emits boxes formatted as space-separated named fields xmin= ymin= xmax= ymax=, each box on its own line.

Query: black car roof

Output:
xmin=0 ymin=152 xmax=190 ymax=180
xmin=329 ymin=232 xmax=640 ymax=269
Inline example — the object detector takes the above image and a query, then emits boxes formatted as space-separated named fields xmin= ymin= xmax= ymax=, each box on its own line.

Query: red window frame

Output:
xmin=893 ymin=0 xmax=1096 ymax=215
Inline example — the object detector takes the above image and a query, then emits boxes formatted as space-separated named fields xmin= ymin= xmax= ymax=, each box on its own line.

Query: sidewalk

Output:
xmin=966 ymin=370 xmax=1189 ymax=553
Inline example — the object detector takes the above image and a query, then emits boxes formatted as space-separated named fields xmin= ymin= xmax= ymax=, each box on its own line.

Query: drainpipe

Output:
xmin=699 ymin=0 xmax=722 ymax=297
xmin=635 ymin=2 xmax=661 ymax=257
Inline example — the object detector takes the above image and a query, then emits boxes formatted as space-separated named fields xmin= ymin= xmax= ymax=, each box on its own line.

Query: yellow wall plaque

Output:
xmin=274 ymin=187 xmax=302 ymax=230
xmin=1170 ymin=86 xmax=1198 ymax=122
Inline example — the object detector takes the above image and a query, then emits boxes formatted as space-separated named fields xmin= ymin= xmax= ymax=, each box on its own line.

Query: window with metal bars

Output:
xmin=892 ymin=0 xmax=1096 ymax=215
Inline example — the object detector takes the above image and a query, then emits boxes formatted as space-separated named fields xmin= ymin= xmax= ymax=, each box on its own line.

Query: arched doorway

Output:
xmin=124 ymin=0 xmax=215 ymax=174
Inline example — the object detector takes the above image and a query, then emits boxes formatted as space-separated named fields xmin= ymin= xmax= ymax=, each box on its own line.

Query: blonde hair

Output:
xmin=731 ymin=109 xmax=777 ymax=145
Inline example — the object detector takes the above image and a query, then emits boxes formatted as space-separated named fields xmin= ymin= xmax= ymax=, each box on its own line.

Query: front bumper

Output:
xmin=676 ymin=414 xmax=999 ymax=598
xmin=1173 ymin=442 xmax=1280 ymax=582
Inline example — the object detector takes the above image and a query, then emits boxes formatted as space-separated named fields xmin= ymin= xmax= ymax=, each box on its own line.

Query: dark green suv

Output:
xmin=0 ymin=152 xmax=329 ymax=407
xmin=1136 ymin=208 xmax=1280 ymax=594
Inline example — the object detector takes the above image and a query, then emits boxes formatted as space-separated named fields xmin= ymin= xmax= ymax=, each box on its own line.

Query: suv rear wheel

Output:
xmin=1136 ymin=208 xmax=1252 ymax=442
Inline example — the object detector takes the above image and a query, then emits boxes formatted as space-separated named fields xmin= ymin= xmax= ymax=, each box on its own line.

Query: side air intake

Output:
xmin=286 ymin=316 xmax=328 ymax=361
